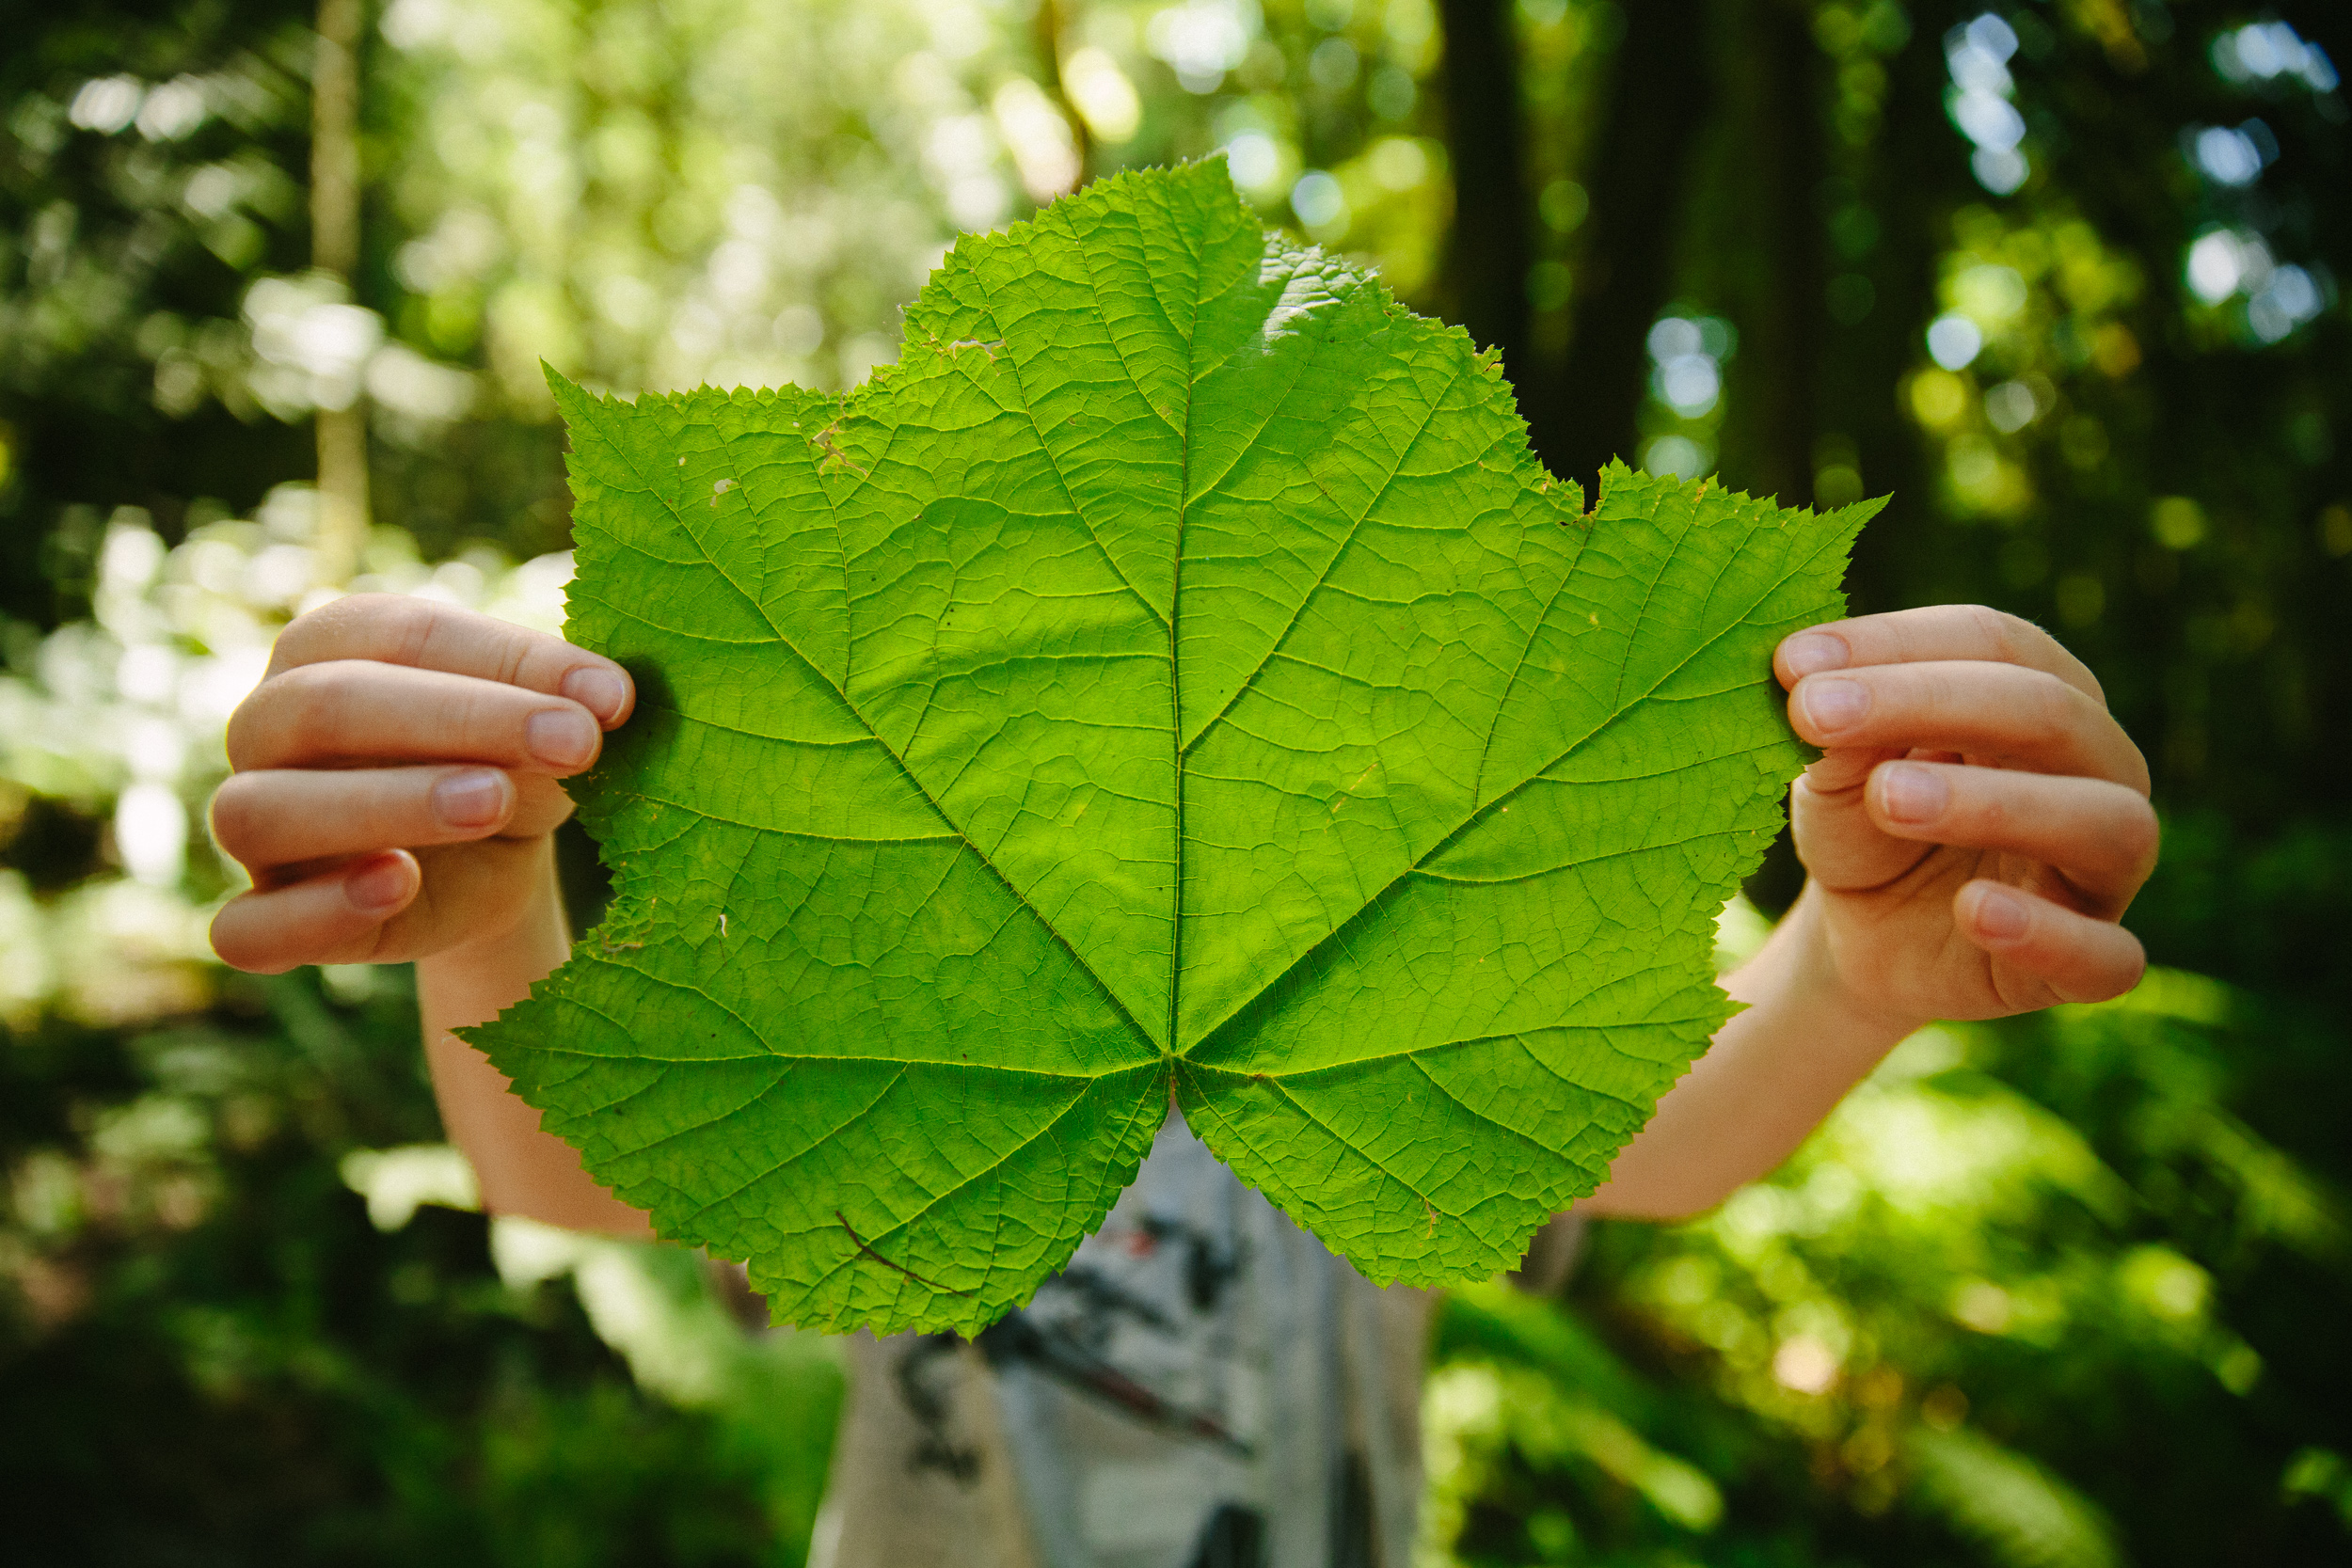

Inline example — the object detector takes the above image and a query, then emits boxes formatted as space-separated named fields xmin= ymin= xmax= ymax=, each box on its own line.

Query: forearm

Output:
xmin=417 ymin=848 xmax=651 ymax=1237
xmin=1576 ymin=883 xmax=1917 ymax=1219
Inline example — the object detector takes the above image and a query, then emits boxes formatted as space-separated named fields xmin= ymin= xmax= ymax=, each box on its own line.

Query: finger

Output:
xmin=369 ymin=836 xmax=548 ymax=964
xmin=1788 ymin=758 xmax=1931 ymax=891
xmin=270 ymin=594 xmax=633 ymax=727
xmin=1867 ymin=761 xmax=2159 ymax=911
xmin=1788 ymin=660 xmax=2150 ymax=792
xmin=1778 ymin=604 xmax=2102 ymax=704
xmin=228 ymin=661 xmax=607 ymax=774
xmin=1796 ymin=743 xmax=1903 ymax=797
xmin=210 ymin=767 xmax=576 ymax=871
xmin=211 ymin=850 xmax=421 ymax=974
xmin=1957 ymin=879 xmax=2146 ymax=1006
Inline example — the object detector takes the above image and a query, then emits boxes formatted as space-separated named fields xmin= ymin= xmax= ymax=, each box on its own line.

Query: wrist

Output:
xmin=416 ymin=847 xmax=571 ymax=1033
xmin=1727 ymin=881 xmax=1926 ymax=1050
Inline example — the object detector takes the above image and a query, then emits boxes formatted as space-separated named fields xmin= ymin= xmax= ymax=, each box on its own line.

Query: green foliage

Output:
xmin=1422 ymin=970 xmax=2352 ymax=1567
xmin=470 ymin=163 xmax=1869 ymax=1334
xmin=0 ymin=0 xmax=317 ymax=626
xmin=373 ymin=0 xmax=1007 ymax=408
xmin=0 ymin=967 xmax=822 ymax=1568
xmin=0 ymin=472 xmax=838 ymax=1566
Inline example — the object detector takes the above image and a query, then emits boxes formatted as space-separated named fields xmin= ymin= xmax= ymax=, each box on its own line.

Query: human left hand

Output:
xmin=207 ymin=596 xmax=634 ymax=973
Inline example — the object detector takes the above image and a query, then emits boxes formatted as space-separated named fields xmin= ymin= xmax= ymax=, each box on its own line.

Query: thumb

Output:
xmin=1788 ymin=747 xmax=1931 ymax=890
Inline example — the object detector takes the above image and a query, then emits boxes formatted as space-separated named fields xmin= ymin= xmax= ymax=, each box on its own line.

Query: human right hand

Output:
xmin=208 ymin=594 xmax=634 ymax=973
xmin=1774 ymin=604 xmax=2155 ymax=1028
xmin=1582 ymin=605 xmax=2155 ymax=1220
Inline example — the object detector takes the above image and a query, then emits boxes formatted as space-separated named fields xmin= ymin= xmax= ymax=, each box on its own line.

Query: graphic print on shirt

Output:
xmin=826 ymin=1119 xmax=1428 ymax=1568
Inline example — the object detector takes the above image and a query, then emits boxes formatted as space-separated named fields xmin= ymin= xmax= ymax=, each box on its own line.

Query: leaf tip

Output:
xmin=541 ymin=360 xmax=588 ymax=408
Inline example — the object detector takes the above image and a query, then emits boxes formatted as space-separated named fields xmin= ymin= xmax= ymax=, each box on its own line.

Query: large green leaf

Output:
xmin=469 ymin=161 xmax=1873 ymax=1335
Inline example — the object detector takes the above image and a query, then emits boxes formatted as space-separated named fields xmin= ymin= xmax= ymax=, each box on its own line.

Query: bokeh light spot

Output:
xmin=1223 ymin=131 xmax=1280 ymax=191
xmin=1290 ymin=169 xmax=1346 ymax=232
xmin=2150 ymin=498 xmax=2206 ymax=550
xmin=1642 ymin=436 xmax=1708 ymax=481
xmin=1926 ymin=314 xmax=1982 ymax=371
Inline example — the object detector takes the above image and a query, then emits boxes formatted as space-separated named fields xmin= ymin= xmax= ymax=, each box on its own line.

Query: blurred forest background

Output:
xmin=3 ymin=0 xmax=2348 ymax=1563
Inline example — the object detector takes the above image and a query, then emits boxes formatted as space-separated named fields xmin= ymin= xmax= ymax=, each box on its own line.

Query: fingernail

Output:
xmin=1877 ymin=762 xmax=1947 ymax=824
xmin=528 ymin=707 xmax=598 ymax=768
xmin=562 ymin=667 xmax=628 ymax=723
xmin=1801 ymin=677 xmax=1870 ymax=735
xmin=346 ymin=855 xmax=411 ymax=912
xmin=1783 ymin=633 xmax=1849 ymax=677
xmin=433 ymin=768 xmax=506 ymax=829
xmin=1973 ymin=886 xmax=2029 ymax=942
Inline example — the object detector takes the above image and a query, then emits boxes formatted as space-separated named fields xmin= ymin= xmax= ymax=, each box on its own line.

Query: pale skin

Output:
xmin=209 ymin=596 xmax=2156 ymax=1235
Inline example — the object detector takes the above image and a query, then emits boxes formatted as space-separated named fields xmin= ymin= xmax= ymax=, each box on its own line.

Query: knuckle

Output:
xmin=451 ymin=682 xmax=514 ymax=753
xmin=206 ymin=777 xmax=261 ymax=855
xmin=2120 ymin=734 xmax=2153 ymax=797
xmin=226 ymin=663 xmax=341 ymax=767
xmin=2065 ymin=923 xmax=2147 ymax=1004
xmin=407 ymin=597 xmax=512 ymax=678
xmin=2087 ymin=947 xmax=2149 ymax=1003
xmin=1967 ymin=785 xmax=2009 ymax=835
xmin=268 ymin=600 xmax=342 ymax=672
xmin=1915 ymin=661 xmax=1960 ymax=712
xmin=328 ymin=593 xmax=441 ymax=668
xmin=209 ymin=901 xmax=288 ymax=974
xmin=2062 ymin=683 xmax=2117 ymax=756
xmin=2026 ymin=670 xmax=2082 ymax=746
xmin=1960 ymin=603 xmax=2016 ymax=657
xmin=222 ymin=700 xmax=262 ymax=769
xmin=1914 ymin=663 xmax=1978 ymax=731
xmin=275 ymin=662 xmax=353 ymax=752
xmin=277 ymin=594 xmax=389 ymax=668
xmin=2112 ymin=796 xmax=2161 ymax=870
xmin=496 ymin=633 xmax=533 ymax=689
xmin=1963 ymin=603 xmax=2057 ymax=674
xmin=320 ymin=923 xmax=395 ymax=966
xmin=377 ymin=595 xmax=445 ymax=665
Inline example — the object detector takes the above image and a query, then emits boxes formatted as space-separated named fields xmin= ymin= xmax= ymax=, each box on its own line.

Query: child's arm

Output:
xmin=1580 ymin=604 xmax=2157 ymax=1217
xmin=209 ymin=595 xmax=650 ymax=1234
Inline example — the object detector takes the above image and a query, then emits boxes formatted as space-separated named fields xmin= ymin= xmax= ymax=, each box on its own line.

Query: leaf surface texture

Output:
xmin=469 ymin=163 xmax=1873 ymax=1334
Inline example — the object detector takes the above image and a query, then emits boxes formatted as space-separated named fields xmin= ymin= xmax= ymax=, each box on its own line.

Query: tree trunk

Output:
xmin=1437 ymin=0 xmax=1532 ymax=388
xmin=1539 ymin=0 xmax=1709 ymax=502
xmin=1738 ymin=0 xmax=1826 ymax=508
xmin=1831 ymin=6 xmax=1953 ymax=622
xmin=1033 ymin=0 xmax=1092 ymax=179
xmin=312 ymin=0 xmax=368 ymax=585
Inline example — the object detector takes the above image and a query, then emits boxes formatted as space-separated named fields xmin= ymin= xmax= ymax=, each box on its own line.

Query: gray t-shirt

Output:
xmin=811 ymin=1117 xmax=1435 ymax=1568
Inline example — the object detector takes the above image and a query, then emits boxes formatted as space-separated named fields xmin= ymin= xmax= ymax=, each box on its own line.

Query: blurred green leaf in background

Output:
xmin=4 ymin=0 xmax=2349 ymax=1563
xmin=1424 ymin=928 xmax=2352 ymax=1565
